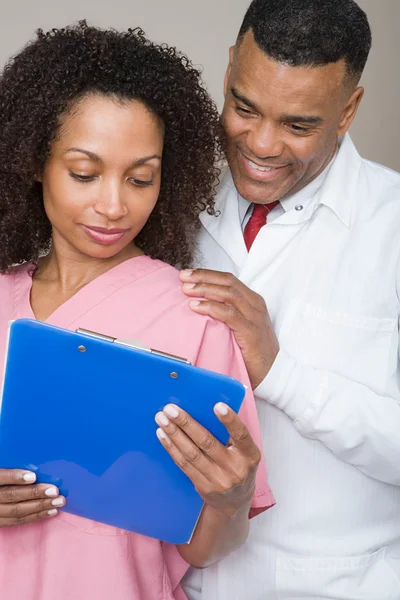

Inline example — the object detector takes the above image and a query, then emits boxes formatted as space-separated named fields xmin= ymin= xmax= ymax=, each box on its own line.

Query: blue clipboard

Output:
xmin=0 ymin=319 xmax=246 ymax=544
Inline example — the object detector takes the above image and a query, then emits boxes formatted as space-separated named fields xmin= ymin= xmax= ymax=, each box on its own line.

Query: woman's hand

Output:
xmin=0 ymin=469 xmax=66 ymax=527
xmin=155 ymin=402 xmax=261 ymax=517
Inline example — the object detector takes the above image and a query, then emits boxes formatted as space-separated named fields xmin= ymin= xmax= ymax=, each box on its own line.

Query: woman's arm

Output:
xmin=177 ymin=499 xmax=251 ymax=568
xmin=155 ymin=401 xmax=260 ymax=568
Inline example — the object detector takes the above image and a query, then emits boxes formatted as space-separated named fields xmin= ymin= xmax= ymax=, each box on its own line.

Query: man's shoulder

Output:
xmin=361 ymin=155 xmax=400 ymax=189
xmin=351 ymin=155 xmax=400 ymax=241
xmin=337 ymin=135 xmax=400 ymax=191
xmin=333 ymin=137 xmax=400 ymax=223
xmin=359 ymin=156 xmax=400 ymax=216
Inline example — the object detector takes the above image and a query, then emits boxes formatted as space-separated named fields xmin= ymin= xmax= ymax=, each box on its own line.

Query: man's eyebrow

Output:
xmin=281 ymin=115 xmax=324 ymax=126
xmin=231 ymin=89 xmax=324 ymax=126
xmin=65 ymin=148 xmax=162 ymax=166
xmin=231 ymin=87 xmax=260 ymax=112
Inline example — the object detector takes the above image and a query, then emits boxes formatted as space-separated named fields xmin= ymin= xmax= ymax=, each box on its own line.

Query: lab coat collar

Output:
xmin=315 ymin=134 xmax=362 ymax=228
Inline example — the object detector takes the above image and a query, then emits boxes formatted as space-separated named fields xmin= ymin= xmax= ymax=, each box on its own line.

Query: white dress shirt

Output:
xmin=182 ymin=134 xmax=400 ymax=600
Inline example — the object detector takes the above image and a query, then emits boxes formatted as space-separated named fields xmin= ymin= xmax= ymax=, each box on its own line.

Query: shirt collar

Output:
xmin=315 ymin=134 xmax=362 ymax=227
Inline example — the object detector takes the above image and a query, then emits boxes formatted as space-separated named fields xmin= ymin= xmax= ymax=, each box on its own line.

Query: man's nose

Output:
xmin=246 ymin=121 xmax=284 ymax=160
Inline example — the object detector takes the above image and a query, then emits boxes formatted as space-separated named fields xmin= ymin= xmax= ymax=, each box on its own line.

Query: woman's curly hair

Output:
xmin=0 ymin=21 xmax=222 ymax=271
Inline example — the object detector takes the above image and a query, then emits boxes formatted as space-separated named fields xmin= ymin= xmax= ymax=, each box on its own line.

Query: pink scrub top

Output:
xmin=0 ymin=256 xmax=274 ymax=600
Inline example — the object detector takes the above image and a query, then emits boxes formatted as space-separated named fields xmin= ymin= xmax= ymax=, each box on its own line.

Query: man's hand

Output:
xmin=179 ymin=269 xmax=278 ymax=389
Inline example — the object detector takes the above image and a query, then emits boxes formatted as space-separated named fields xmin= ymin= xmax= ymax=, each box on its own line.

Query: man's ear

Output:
xmin=223 ymin=46 xmax=235 ymax=98
xmin=338 ymin=86 xmax=364 ymax=136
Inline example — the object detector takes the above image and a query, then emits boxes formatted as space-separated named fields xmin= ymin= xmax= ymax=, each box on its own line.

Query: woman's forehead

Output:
xmin=55 ymin=95 xmax=164 ymax=157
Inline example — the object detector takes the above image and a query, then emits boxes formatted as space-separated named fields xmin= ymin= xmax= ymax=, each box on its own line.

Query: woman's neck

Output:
xmin=30 ymin=237 xmax=144 ymax=322
xmin=34 ymin=239 xmax=143 ymax=292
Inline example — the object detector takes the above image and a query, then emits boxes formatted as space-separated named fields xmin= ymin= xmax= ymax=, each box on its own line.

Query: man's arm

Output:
xmin=180 ymin=268 xmax=400 ymax=486
xmin=256 ymin=348 xmax=400 ymax=485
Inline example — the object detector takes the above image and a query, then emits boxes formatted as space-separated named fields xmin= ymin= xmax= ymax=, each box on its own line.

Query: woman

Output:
xmin=0 ymin=22 xmax=274 ymax=600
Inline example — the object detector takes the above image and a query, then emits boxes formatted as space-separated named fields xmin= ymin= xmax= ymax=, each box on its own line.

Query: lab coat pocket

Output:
xmin=275 ymin=547 xmax=400 ymax=600
xmin=279 ymin=300 xmax=396 ymax=393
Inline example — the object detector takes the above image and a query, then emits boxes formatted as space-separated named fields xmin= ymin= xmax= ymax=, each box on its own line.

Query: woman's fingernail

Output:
xmin=45 ymin=487 xmax=58 ymax=497
xmin=156 ymin=428 xmax=171 ymax=444
xmin=48 ymin=509 xmax=58 ymax=516
xmin=215 ymin=402 xmax=229 ymax=416
xmin=189 ymin=300 xmax=201 ymax=308
xmin=23 ymin=472 xmax=36 ymax=483
xmin=164 ymin=405 xmax=179 ymax=418
xmin=155 ymin=412 xmax=170 ymax=427
xmin=182 ymin=283 xmax=196 ymax=290
xmin=51 ymin=497 xmax=65 ymax=507
xmin=180 ymin=270 xmax=193 ymax=278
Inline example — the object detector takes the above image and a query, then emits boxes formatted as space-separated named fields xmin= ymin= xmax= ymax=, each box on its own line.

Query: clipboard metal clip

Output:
xmin=76 ymin=328 xmax=191 ymax=365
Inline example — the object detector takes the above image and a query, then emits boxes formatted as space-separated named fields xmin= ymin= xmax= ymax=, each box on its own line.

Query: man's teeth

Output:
xmin=247 ymin=159 xmax=277 ymax=172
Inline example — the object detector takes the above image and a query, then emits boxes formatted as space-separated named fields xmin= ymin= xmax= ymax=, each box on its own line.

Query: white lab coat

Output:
xmin=183 ymin=135 xmax=400 ymax=600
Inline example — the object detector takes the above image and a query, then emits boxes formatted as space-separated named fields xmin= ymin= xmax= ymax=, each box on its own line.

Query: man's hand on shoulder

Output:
xmin=179 ymin=269 xmax=279 ymax=389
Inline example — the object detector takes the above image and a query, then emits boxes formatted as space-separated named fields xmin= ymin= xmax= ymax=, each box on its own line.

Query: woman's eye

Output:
xmin=69 ymin=172 xmax=95 ymax=182
xmin=129 ymin=178 xmax=154 ymax=187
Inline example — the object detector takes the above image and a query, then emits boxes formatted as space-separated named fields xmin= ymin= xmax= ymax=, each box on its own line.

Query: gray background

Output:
xmin=1 ymin=0 xmax=398 ymax=171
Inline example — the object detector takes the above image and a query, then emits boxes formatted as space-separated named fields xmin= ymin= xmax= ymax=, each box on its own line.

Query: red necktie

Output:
xmin=243 ymin=201 xmax=280 ymax=251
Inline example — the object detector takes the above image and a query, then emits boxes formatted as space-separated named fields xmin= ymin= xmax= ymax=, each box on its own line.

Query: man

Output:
xmin=181 ymin=1 xmax=400 ymax=599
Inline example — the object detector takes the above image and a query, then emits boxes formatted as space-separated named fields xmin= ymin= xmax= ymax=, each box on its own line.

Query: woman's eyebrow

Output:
xmin=65 ymin=148 xmax=161 ymax=166
xmin=129 ymin=155 xmax=162 ymax=167
xmin=65 ymin=148 xmax=102 ymax=162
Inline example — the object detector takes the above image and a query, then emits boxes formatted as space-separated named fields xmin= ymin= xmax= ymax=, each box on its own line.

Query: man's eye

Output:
xmin=235 ymin=105 xmax=253 ymax=116
xmin=69 ymin=172 xmax=95 ymax=182
xmin=289 ymin=124 xmax=309 ymax=133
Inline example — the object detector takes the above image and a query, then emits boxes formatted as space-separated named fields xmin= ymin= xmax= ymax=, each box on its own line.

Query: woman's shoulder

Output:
xmin=128 ymin=256 xmax=189 ymax=305
xmin=0 ymin=266 xmax=19 ymax=290
xmin=0 ymin=263 xmax=31 ymax=289
xmin=0 ymin=264 xmax=32 ymax=316
xmin=141 ymin=257 xmax=180 ymax=284
xmin=143 ymin=258 xmax=234 ymax=334
xmin=119 ymin=257 xmax=237 ymax=357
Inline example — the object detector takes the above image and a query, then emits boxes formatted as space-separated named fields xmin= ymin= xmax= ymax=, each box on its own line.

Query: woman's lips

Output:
xmin=81 ymin=225 xmax=128 ymax=246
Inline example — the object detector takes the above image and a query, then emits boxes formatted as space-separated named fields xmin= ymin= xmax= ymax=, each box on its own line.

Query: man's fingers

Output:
xmin=180 ymin=269 xmax=265 ymax=311
xmin=187 ymin=298 xmax=252 ymax=334
xmin=182 ymin=281 xmax=258 ymax=320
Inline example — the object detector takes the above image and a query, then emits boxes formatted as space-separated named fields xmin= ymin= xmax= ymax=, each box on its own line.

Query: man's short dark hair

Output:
xmin=238 ymin=0 xmax=372 ymax=83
